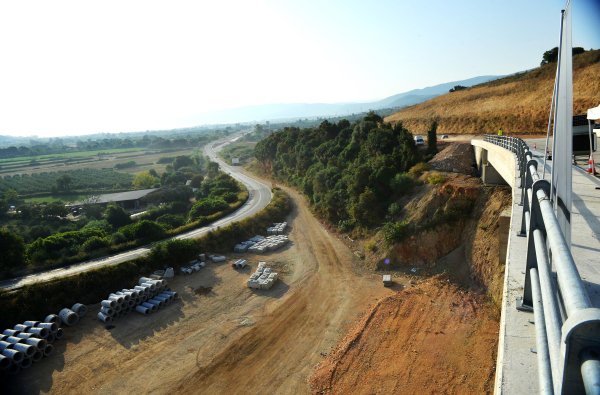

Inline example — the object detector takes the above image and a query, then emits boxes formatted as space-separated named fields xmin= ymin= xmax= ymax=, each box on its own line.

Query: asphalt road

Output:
xmin=0 ymin=134 xmax=272 ymax=291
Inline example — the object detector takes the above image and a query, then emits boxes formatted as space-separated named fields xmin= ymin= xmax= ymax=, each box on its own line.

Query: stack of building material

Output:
xmin=1 ymin=313 xmax=70 ymax=377
xmin=247 ymin=262 xmax=278 ymax=290
xmin=245 ymin=235 xmax=289 ymax=254
xmin=267 ymin=222 xmax=287 ymax=235
xmin=212 ymin=256 xmax=226 ymax=262
xmin=96 ymin=277 xmax=178 ymax=322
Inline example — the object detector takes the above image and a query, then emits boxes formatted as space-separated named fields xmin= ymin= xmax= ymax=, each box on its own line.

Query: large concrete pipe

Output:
xmin=141 ymin=302 xmax=158 ymax=312
xmin=44 ymin=314 xmax=62 ymax=327
xmin=43 ymin=344 xmax=54 ymax=357
xmin=134 ymin=285 xmax=148 ymax=295
xmin=118 ymin=309 xmax=125 ymax=317
xmin=55 ymin=328 xmax=64 ymax=340
xmin=71 ymin=303 xmax=88 ymax=317
xmin=2 ymin=329 xmax=19 ymax=337
xmin=0 ymin=368 xmax=6 ymax=380
xmin=154 ymin=296 xmax=169 ymax=306
xmin=147 ymin=299 xmax=164 ymax=309
xmin=23 ymin=321 xmax=40 ymax=327
xmin=32 ymin=350 xmax=43 ymax=363
xmin=158 ymin=293 xmax=174 ymax=302
xmin=115 ymin=292 xmax=131 ymax=303
xmin=37 ymin=322 xmax=58 ymax=333
xmin=124 ymin=306 xmax=132 ymax=314
xmin=122 ymin=290 xmax=137 ymax=299
xmin=59 ymin=308 xmax=79 ymax=326
xmin=139 ymin=277 xmax=156 ymax=285
xmin=101 ymin=300 xmax=116 ymax=308
xmin=239 ymin=260 xmax=248 ymax=269
xmin=135 ymin=297 xmax=142 ymax=305
xmin=7 ymin=363 xmax=20 ymax=375
xmin=140 ymin=282 xmax=156 ymax=291
xmin=127 ymin=300 xmax=135 ymax=308
xmin=114 ymin=304 xmax=122 ymax=313
xmin=141 ymin=294 xmax=148 ymax=302
xmin=135 ymin=305 xmax=150 ymax=315
xmin=108 ymin=294 xmax=125 ymax=305
xmin=163 ymin=285 xmax=171 ymax=292
xmin=97 ymin=312 xmax=112 ymax=324
xmin=100 ymin=306 xmax=115 ymax=316
xmin=0 ymin=335 xmax=6 ymax=342
xmin=24 ymin=337 xmax=46 ymax=351
xmin=5 ymin=337 xmax=25 ymax=345
xmin=0 ymin=342 xmax=24 ymax=363
xmin=11 ymin=343 xmax=35 ymax=358
xmin=164 ymin=267 xmax=174 ymax=281
xmin=27 ymin=327 xmax=49 ymax=338
xmin=20 ymin=357 xmax=32 ymax=369
xmin=13 ymin=324 xmax=31 ymax=333
xmin=46 ymin=333 xmax=55 ymax=344
xmin=162 ymin=291 xmax=179 ymax=300
xmin=16 ymin=333 xmax=33 ymax=340
xmin=0 ymin=354 xmax=10 ymax=369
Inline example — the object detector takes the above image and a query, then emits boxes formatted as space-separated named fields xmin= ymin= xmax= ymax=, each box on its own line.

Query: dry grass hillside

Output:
xmin=385 ymin=49 xmax=600 ymax=135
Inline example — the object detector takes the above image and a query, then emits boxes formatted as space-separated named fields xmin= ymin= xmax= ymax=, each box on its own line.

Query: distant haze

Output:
xmin=179 ymin=75 xmax=504 ymax=125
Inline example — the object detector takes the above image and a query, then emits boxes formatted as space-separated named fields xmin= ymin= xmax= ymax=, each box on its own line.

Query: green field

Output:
xmin=0 ymin=148 xmax=145 ymax=165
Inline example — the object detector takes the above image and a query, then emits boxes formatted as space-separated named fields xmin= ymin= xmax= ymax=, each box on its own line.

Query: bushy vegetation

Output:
xmin=0 ymin=188 xmax=291 ymax=329
xmin=219 ymin=144 xmax=255 ymax=165
xmin=254 ymin=112 xmax=421 ymax=231
xmin=114 ymin=160 xmax=137 ymax=169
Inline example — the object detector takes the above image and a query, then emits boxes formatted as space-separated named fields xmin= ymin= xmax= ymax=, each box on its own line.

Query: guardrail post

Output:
xmin=518 ymin=179 xmax=550 ymax=311
xmin=518 ymin=160 xmax=538 ymax=236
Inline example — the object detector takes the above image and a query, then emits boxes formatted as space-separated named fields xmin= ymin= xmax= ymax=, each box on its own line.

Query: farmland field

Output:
xmin=0 ymin=148 xmax=196 ymax=177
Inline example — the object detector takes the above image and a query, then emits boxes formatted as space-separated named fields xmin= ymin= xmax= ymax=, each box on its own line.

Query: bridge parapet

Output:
xmin=472 ymin=136 xmax=600 ymax=395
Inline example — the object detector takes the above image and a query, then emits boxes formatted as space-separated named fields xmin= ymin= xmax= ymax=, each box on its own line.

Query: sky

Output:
xmin=0 ymin=0 xmax=599 ymax=137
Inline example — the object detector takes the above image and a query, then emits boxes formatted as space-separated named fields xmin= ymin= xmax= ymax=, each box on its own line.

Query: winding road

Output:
xmin=0 ymin=133 xmax=272 ymax=291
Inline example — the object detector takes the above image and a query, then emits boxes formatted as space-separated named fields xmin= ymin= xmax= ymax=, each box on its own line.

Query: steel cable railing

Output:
xmin=483 ymin=135 xmax=600 ymax=395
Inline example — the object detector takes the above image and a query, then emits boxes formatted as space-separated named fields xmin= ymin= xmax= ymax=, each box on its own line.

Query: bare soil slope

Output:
xmin=385 ymin=49 xmax=600 ymax=135
xmin=309 ymin=276 xmax=499 ymax=395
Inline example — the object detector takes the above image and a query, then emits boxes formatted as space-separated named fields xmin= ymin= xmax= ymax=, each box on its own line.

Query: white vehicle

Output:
xmin=415 ymin=136 xmax=424 ymax=146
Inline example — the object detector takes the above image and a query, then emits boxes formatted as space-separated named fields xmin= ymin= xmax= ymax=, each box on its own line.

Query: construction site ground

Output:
xmin=6 ymin=173 xmax=500 ymax=395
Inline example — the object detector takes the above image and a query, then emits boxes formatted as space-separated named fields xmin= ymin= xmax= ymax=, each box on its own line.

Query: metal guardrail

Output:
xmin=483 ymin=135 xmax=600 ymax=395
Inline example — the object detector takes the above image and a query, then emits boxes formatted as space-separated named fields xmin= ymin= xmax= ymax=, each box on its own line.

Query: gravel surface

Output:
xmin=429 ymin=143 xmax=477 ymax=175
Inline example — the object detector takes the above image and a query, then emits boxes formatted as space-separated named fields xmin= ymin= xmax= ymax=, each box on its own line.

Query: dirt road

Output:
xmin=8 ymin=183 xmax=389 ymax=394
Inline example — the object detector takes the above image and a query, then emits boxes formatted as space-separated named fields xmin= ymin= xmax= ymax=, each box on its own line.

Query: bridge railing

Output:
xmin=483 ymin=135 xmax=600 ymax=395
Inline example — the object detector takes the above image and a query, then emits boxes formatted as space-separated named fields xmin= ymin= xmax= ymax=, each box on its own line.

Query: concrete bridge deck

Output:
xmin=472 ymin=138 xmax=600 ymax=394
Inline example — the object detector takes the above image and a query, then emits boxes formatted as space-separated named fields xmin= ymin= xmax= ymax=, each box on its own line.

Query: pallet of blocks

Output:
xmin=246 ymin=235 xmax=289 ymax=254
xmin=267 ymin=222 xmax=287 ymax=235
xmin=247 ymin=262 xmax=278 ymax=290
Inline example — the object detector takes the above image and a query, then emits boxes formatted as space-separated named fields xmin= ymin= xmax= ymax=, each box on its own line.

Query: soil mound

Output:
xmin=429 ymin=143 xmax=477 ymax=174
xmin=308 ymin=276 xmax=499 ymax=395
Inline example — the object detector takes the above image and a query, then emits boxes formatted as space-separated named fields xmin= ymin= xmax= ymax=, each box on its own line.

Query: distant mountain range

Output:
xmin=183 ymin=75 xmax=505 ymax=125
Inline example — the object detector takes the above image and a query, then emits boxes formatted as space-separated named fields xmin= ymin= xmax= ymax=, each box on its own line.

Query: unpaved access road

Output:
xmin=6 ymin=183 xmax=391 ymax=395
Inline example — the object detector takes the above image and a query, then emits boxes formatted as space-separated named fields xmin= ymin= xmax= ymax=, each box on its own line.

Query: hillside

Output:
xmin=385 ymin=49 xmax=600 ymax=135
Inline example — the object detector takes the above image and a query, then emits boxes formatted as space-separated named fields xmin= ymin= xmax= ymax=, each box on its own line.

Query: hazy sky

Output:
xmin=1 ymin=0 xmax=599 ymax=137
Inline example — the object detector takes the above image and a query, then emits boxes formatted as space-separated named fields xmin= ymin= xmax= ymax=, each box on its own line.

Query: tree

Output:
xmin=148 ymin=168 xmax=158 ymax=178
xmin=0 ymin=199 xmax=8 ymax=216
xmin=42 ymin=202 xmax=69 ymax=217
xmin=132 ymin=171 xmax=156 ymax=189
xmin=105 ymin=205 xmax=132 ymax=228
xmin=191 ymin=174 xmax=204 ymax=188
xmin=56 ymin=174 xmax=72 ymax=191
xmin=449 ymin=85 xmax=467 ymax=93
xmin=82 ymin=203 xmax=105 ymax=220
xmin=427 ymin=121 xmax=438 ymax=154
xmin=0 ymin=229 xmax=27 ymax=271
xmin=541 ymin=47 xmax=586 ymax=66
xmin=5 ymin=189 xmax=18 ymax=204
xmin=172 ymin=155 xmax=195 ymax=171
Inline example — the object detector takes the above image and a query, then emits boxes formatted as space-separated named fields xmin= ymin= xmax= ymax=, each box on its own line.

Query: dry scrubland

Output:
xmin=385 ymin=49 xmax=600 ymax=135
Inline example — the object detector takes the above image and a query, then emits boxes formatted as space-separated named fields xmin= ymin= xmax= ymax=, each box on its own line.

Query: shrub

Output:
xmin=408 ymin=162 xmax=431 ymax=178
xmin=82 ymin=236 xmax=110 ymax=252
xmin=220 ymin=192 xmax=239 ymax=203
xmin=381 ymin=221 xmax=410 ymax=244
xmin=427 ymin=173 xmax=446 ymax=185
xmin=111 ymin=232 xmax=127 ymax=245
xmin=119 ymin=220 xmax=165 ymax=242
xmin=82 ymin=220 xmax=112 ymax=232
xmin=156 ymin=214 xmax=185 ymax=230
xmin=388 ymin=203 xmax=401 ymax=216
xmin=364 ymin=240 xmax=377 ymax=251
xmin=156 ymin=156 xmax=176 ymax=164
xmin=188 ymin=198 xmax=229 ymax=222
xmin=0 ymin=229 xmax=27 ymax=271
xmin=391 ymin=173 xmax=413 ymax=195
xmin=338 ymin=219 xmax=354 ymax=232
